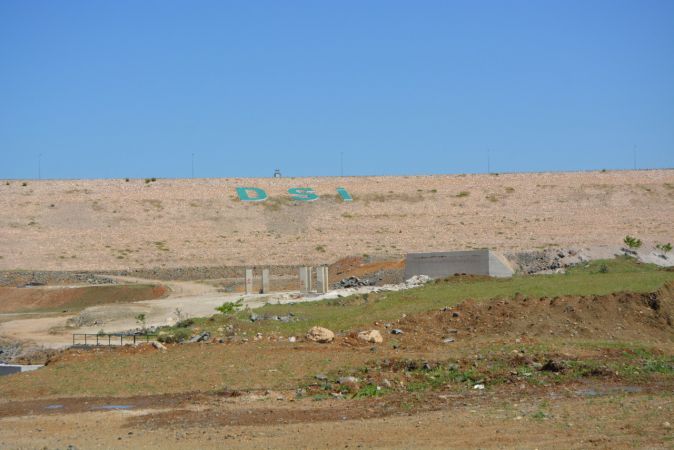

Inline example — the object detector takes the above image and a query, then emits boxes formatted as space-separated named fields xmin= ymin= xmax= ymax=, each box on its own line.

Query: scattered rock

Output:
xmin=306 ymin=326 xmax=335 ymax=343
xmin=473 ymin=384 xmax=485 ymax=390
xmin=288 ymin=336 xmax=297 ymax=343
xmin=314 ymin=373 xmax=328 ymax=381
xmin=151 ymin=341 xmax=167 ymax=352
xmin=335 ymin=276 xmax=373 ymax=288
xmin=391 ymin=329 xmax=404 ymax=335
xmin=442 ymin=338 xmax=455 ymax=343
xmin=357 ymin=330 xmax=383 ymax=344
xmin=338 ymin=376 xmax=359 ymax=384
xmin=540 ymin=359 xmax=566 ymax=372
xmin=189 ymin=332 xmax=210 ymax=343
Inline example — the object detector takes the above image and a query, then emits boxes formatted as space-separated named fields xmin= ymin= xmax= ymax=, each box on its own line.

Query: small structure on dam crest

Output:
xmin=404 ymin=249 xmax=514 ymax=279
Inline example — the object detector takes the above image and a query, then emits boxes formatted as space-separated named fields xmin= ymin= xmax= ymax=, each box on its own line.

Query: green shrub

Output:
xmin=623 ymin=235 xmax=642 ymax=250
xmin=354 ymin=383 xmax=384 ymax=398
xmin=216 ymin=299 xmax=243 ymax=315
xmin=175 ymin=318 xmax=194 ymax=328
xmin=656 ymin=243 xmax=672 ymax=257
xmin=158 ymin=328 xmax=191 ymax=343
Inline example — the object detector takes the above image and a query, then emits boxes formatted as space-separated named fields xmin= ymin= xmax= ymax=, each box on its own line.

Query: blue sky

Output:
xmin=1 ymin=0 xmax=672 ymax=179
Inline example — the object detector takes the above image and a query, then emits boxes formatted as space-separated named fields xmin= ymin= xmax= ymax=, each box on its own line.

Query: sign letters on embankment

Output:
xmin=236 ymin=187 xmax=353 ymax=202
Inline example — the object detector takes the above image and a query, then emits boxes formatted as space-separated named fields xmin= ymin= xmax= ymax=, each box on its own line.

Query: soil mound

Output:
xmin=0 ymin=284 xmax=167 ymax=314
xmin=329 ymin=256 xmax=405 ymax=286
xmin=399 ymin=283 xmax=674 ymax=343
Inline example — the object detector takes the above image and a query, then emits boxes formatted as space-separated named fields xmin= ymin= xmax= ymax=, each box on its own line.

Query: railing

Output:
xmin=72 ymin=333 xmax=158 ymax=346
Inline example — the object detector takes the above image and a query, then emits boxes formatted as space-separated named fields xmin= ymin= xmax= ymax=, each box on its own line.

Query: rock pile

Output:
xmin=334 ymin=276 xmax=374 ymax=288
xmin=508 ymin=249 xmax=580 ymax=274
xmin=357 ymin=330 xmax=383 ymax=344
xmin=306 ymin=326 xmax=335 ymax=343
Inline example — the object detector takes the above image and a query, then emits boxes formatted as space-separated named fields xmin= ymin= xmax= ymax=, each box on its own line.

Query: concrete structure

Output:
xmin=404 ymin=249 xmax=514 ymax=279
xmin=245 ymin=268 xmax=253 ymax=294
xmin=0 ymin=364 xmax=43 ymax=377
xmin=299 ymin=266 xmax=312 ymax=293
xmin=261 ymin=269 xmax=270 ymax=293
xmin=316 ymin=266 xmax=329 ymax=294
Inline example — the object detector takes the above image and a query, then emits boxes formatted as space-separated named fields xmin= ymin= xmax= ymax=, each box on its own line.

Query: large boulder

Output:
xmin=357 ymin=330 xmax=383 ymax=344
xmin=306 ymin=326 xmax=335 ymax=343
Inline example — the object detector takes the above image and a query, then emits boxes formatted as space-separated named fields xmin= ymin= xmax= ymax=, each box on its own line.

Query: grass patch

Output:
xmin=240 ymin=257 xmax=674 ymax=336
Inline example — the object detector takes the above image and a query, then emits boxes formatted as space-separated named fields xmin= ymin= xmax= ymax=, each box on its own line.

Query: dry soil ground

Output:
xmin=1 ymin=169 xmax=672 ymax=270
xmin=0 ymin=268 xmax=673 ymax=448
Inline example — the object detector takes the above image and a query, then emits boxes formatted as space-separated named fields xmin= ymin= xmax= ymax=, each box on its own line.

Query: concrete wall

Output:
xmin=404 ymin=250 xmax=513 ymax=279
xmin=488 ymin=252 xmax=515 ymax=277
xmin=0 ymin=364 xmax=43 ymax=377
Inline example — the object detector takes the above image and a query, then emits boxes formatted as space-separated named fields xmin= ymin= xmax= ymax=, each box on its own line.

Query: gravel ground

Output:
xmin=0 ymin=169 xmax=672 ymax=271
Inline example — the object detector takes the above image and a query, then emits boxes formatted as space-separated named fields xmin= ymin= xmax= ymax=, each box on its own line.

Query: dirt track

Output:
xmin=0 ymin=385 xmax=672 ymax=449
xmin=1 ymin=169 xmax=672 ymax=271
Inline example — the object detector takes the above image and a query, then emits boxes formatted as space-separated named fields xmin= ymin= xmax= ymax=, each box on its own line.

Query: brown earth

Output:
xmin=0 ymin=284 xmax=167 ymax=314
xmin=0 ymin=390 xmax=672 ymax=449
xmin=1 ymin=170 xmax=672 ymax=271
xmin=0 ymin=284 xmax=673 ymax=448
xmin=394 ymin=283 xmax=674 ymax=350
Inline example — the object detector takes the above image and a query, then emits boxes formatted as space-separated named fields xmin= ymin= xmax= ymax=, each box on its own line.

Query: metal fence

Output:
xmin=72 ymin=333 xmax=158 ymax=346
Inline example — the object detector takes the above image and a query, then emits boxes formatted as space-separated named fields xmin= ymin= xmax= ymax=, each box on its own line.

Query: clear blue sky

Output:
xmin=1 ymin=0 xmax=672 ymax=179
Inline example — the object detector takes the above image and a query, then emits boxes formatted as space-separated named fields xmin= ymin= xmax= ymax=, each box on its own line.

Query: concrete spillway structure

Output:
xmin=0 ymin=364 xmax=43 ymax=377
xmin=404 ymin=249 xmax=514 ymax=279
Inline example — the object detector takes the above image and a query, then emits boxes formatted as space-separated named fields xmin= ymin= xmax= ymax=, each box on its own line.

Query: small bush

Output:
xmin=656 ymin=243 xmax=672 ymax=257
xmin=158 ymin=328 xmax=191 ymax=344
xmin=21 ymin=182 xmax=27 ymax=187
xmin=216 ymin=299 xmax=243 ymax=315
xmin=623 ymin=235 xmax=642 ymax=250
xmin=598 ymin=264 xmax=608 ymax=274
xmin=455 ymin=191 xmax=470 ymax=198
xmin=175 ymin=318 xmax=194 ymax=328
xmin=135 ymin=313 xmax=147 ymax=330
xmin=315 ymin=245 xmax=326 ymax=253
xmin=354 ymin=383 xmax=384 ymax=398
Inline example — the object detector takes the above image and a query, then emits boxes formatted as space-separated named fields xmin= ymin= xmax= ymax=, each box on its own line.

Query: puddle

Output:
xmin=92 ymin=405 xmax=134 ymax=410
xmin=45 ymin=404 xmax=64 ymax=410
xmin=575 ymin=386 xmax=643 ymax=397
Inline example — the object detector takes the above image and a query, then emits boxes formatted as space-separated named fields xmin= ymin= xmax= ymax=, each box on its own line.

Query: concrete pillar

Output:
xmin=307 ymin=266 xmax=313 ymax=292
xmin=323 ymin=266 xmax=329 ymax=292
xmin=299 ymin=266 xmax=313 ymax=293
xmin=261 ymin=269 xmax=270 ymax=293
xmin=245 ymin=268 xmax=253 ymax=294
xmin=299 ymin=267 xmax=308 ymax=293
xmin=316 ymin=266 xmax=329 ymax=293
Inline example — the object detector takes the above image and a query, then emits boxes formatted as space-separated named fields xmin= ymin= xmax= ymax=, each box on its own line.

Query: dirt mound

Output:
xmin=0 ymin=284 xmax=167 ymax=314
xmin=398 ymin=283 xmax=674 ymax=344
xmin=329 ymin=256 xmax=405 ymax=286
